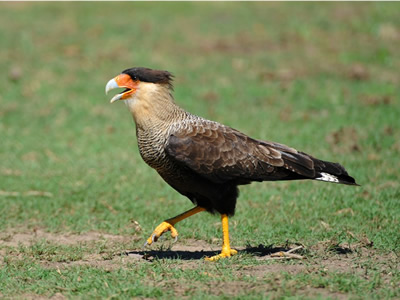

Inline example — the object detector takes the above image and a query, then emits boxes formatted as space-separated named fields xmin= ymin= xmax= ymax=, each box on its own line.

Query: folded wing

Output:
xmin=165 ymin=121 xmax=334 ymax=185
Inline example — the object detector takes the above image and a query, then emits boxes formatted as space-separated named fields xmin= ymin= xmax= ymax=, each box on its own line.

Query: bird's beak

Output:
xmin=105 ymin=74 xmax=138 ymax=103
xmin=105 ymin=78 xmax=121 ymax=103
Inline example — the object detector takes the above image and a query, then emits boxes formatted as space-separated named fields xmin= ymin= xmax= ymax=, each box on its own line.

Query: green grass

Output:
xmin=1 ymin=2 xmax=399 ymax=299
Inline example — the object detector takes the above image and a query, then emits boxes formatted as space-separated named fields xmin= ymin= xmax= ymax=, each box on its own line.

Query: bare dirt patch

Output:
xmin=6 ymin=293 xmax=66 ymax=300
xmin=1 ymin=229 xmax=397 ymax=280
xmin=0 ymin=229 xmax=130 ymax=248
xmin=1 ymin=230 xmax=398 ymax=299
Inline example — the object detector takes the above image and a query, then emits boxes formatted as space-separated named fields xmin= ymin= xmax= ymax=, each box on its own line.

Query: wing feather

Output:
xmin=165 ymin=121 xmax=317 ymax=184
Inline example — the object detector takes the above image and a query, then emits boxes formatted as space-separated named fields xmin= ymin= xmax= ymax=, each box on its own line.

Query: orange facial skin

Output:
xmin=115 ymin=74 xmax=139 ymax=99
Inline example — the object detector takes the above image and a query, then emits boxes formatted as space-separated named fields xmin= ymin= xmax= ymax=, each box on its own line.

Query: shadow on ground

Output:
xmin=123 ymin=244 xmax=306 ymax=260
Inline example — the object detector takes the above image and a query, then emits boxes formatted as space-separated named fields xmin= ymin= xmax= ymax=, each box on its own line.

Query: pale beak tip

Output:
xmin=105 ymin=78 xmax=119 ymax=95
xmin=109 ymin=93 xmax=122 ymax=104
xmin=106 ymin=77 xmax=122 ymax=103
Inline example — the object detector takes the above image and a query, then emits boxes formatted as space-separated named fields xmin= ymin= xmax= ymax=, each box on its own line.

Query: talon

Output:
xmin=205 ymin=248 xmax=237 ymax=261
xmin=173 ymin=235 xmax=178 ymax=243
xmin=145 ymin=221 xmax=179 ymax=246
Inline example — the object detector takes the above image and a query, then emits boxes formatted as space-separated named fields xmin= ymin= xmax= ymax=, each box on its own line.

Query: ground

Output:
xmin=1 ymin=229 xmax=398 ymax=299
xmin=0 ymin=2 xmax=399 ymax=299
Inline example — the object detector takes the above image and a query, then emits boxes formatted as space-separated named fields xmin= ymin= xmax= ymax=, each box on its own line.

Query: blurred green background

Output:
xmin=1 ymin=1 xmax=399 ymax=245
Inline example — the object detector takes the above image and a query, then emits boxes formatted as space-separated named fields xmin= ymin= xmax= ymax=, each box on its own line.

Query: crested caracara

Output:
xmin=105 ymin=67 xmax=358 ymax=261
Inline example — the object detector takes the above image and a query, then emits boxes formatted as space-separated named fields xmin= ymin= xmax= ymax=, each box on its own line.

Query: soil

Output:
xmin=0 ymin=229 xmax=129 ymax=248
xmin=0 ymin=229 xmax=398 ymax=299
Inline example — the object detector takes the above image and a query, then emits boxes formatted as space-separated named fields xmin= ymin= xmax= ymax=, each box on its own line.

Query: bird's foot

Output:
xmin=144 ymin=221 xmax=178 ymax=246
xmin=205 ymin=247 xmax=238 ymax=261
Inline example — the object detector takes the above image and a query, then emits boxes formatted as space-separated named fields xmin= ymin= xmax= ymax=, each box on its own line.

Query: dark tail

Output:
xmin=262 ymin=141 xmax=359 ymax=186
xmin=278 ymin=147 xmax=359 ymax=185
xmin=312 ymin=157 xmax=359 ymax=186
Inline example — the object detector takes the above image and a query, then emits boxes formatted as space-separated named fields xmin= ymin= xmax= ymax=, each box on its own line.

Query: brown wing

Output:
xmin=165 ymin=121 xmax=316 ymax=184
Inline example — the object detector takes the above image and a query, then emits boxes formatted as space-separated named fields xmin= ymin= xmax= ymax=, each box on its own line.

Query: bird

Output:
xmin=105 ymin=67 xmax=358 ymax=261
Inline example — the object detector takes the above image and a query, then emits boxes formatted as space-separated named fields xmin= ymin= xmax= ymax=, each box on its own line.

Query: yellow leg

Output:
xmin=144 ymin=206 xmax=206 ymax=246
xmin=205 ymin=214 xmax=238 ymax=261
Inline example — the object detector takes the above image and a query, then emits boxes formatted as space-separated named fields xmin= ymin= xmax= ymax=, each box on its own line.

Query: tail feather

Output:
xmin=259 ymin=142 xmax=359 ymax=186
xmin=312 ymin=158 xmax=358 ymax=186
xmin=279 ymin=149 xmax=359 ymax=185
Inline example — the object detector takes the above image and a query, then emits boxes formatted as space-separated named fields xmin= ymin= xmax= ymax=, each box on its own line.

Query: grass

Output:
xmin=0 ymin=2 xmax=400 ymax=299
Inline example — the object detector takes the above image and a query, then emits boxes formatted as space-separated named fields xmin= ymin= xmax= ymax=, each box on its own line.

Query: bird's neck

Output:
xmin=124 ymin=82 xmax=185 ymax=132
xmin=123 ymin=83 xmax=188 ymax=170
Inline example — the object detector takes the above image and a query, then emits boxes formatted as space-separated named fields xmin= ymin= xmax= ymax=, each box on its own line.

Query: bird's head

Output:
xmin=105 ymin=67 xmax=173 ymax=103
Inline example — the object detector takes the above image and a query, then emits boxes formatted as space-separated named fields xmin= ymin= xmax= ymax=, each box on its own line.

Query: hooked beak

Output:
xmin=105 ymin=78 xmax=121 ymax=103
xmin=105 ymin=74 xmax=138 ymax=103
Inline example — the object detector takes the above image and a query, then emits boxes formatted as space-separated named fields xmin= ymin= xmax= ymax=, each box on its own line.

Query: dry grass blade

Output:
xmin=268 ymin=246 xmax=305 ymax=260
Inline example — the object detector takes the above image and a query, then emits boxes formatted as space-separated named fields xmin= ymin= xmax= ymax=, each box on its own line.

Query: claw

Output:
xmin=173 ymin=235 xmax=178 ymax=243
xmin=145 ymin=221 xmax=179 ymax=246
xmin=205 ymin=248 xmax=237 ymax=261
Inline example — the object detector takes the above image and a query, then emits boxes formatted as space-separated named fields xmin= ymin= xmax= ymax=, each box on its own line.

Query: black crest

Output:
xmin=122 ymin=67 xmax=174 ymax=89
